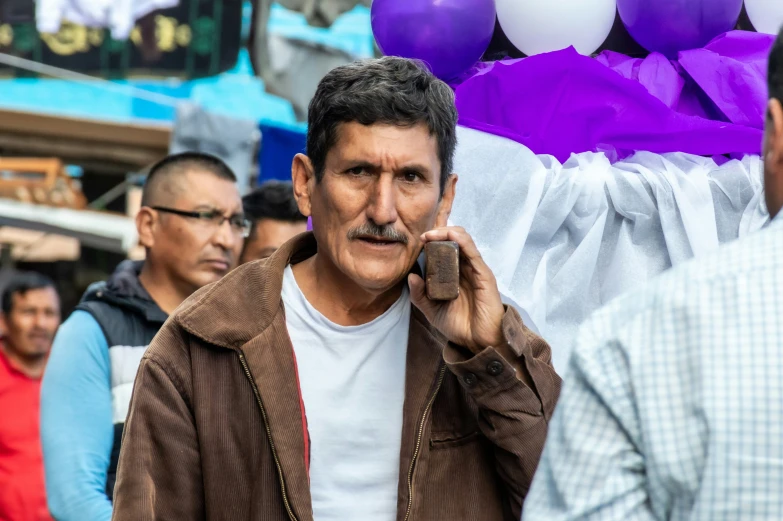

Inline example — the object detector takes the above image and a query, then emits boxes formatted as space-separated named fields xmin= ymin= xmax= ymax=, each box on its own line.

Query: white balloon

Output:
xmin=745 ymin=0 xmax=783 ymax=35
xmin=496 ymin=0 xmax=617 ymax=56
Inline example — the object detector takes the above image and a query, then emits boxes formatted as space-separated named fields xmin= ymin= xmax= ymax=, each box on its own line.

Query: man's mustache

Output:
xmin=28 ymin=328 xmax=53 ymax=340
xmin=347 ymin=223 xmax=409 ymax=244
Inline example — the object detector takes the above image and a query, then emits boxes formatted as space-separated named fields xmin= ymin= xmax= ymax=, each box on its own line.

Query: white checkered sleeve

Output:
xmin=523 ymin=218 xmax=783 ymax=521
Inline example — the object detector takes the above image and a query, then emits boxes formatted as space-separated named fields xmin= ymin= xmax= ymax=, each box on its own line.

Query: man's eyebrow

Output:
xmin=189 ymin=205 xmax=244 ymax=215
xmin=341 ymin=160 xmax=381 ymax=171
xmin=399 ymin=164 xmax=432 ymax=176
xmin=340 ymin=160 xmax=433 ymax=175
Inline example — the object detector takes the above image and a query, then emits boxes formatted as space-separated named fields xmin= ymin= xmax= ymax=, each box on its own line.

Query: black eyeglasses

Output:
xmin=151 ymin=206 xmax=252 ymax=238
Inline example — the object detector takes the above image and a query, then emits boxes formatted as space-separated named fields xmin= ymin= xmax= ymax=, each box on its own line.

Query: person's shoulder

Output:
xmin=143 ymin=313 xmax=192 ymax=362
xmin=173 ymin=261 xmax=263 ymax=320
xmin=621 ymin=221 xmax=780 ymax=307
xmin=55 ymin=309 xmax=107 ymax=346
xmin=78 ymin=280 xmax=107 ymax=303
xmin=575 ymin=222 xmax=783 ymax=361
xmin=43 ymin=311 xmax=110 ymax=386
xmin=74 ymin=297 xmax=128 ymax=332
xmin=670 ymin=219 xmax=783 ymax=286
xmin=168 ymin=260 xmax=282 ymax=351
xmin=142 ymin=262 xmax=276 ymax=387
xmin=0 ymin=349 xmax=14 ymax=391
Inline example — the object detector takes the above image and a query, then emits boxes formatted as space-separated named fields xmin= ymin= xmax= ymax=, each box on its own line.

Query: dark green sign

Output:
xmin=0 ymin=0 xmax=243 ymax=79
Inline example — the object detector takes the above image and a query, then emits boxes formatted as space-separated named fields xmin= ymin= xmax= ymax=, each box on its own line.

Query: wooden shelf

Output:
xmin=0 ymin=108 xmax=171 ymax=172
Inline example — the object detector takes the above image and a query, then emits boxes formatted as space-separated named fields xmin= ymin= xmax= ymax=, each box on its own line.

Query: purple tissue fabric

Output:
xmin=454 ymin=30 xmax=773 ymax=162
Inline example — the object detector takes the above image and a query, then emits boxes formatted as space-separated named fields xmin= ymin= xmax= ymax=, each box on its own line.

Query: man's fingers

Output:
xmin=421 ymin=227 xmax=485 ymax=268
xmin=408 ymin=273 xmax=436 ymax=319
xmin=421 ymin=226 xmax=463 ymax=243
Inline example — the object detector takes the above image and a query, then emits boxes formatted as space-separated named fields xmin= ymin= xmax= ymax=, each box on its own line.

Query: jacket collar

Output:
xmin=176 ymin=232 xmax=316 ymax=348
xmin=176 ymin=232 xmax=436 ymax=351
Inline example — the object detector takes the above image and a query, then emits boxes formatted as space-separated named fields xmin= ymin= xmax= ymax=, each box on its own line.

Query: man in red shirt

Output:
xmin=0 ymin=273 xmax=61 ymax=521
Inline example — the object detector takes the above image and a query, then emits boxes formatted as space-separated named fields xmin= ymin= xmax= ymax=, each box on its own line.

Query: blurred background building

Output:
xmin=0 ymin=0 xmax=374 ymax=316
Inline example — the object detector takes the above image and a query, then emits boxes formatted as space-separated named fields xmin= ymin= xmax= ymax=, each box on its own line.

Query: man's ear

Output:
xmin=434 ymin=174 xmax=458 ymax=228
xmin=0 ymin=312 xmax=8 ymax=337
xmin=767 ymin=99 xmax=783 ymax=170
xmin=136 ymin=207 xmax=157 ymax=249
xmin=292 ymin=153 xmax=315 ymax=218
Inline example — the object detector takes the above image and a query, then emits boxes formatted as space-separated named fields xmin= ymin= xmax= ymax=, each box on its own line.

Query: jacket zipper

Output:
xmin=403 ymin=364 xmax=447 ymax=521
xmin=238 ymin=352 xmax=299 ymax=521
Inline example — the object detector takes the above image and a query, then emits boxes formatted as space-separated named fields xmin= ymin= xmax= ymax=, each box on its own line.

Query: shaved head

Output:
xmin=135 ymin=152 xmax=244 ymax=306
xmin=141 ymin=152 xmax=237 ymax=207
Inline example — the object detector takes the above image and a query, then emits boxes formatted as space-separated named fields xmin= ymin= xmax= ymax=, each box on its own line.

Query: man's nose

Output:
xmin=33 ymin=312 xmax=45 ymax=329
xmin=212 ymin=218 xmax=239 ymax=252
xmin=33 ymin=311 xmax=52 ymax=330
xmin=365 ymin=174 xmax=398 ymax=226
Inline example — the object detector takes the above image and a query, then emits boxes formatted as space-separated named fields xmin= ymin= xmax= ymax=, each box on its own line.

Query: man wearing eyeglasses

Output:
xmin=40 ymin=152 xmax=245 ymax=521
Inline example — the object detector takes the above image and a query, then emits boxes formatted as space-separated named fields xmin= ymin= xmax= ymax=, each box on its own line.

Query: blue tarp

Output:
xmin=0 ymin=50 xmax=299 ymax=126
xmin=258 ymin=122 xmax=307 ymax=183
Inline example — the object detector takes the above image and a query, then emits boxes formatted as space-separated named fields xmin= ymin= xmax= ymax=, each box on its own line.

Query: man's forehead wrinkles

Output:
xmin=329 ymin=123 xmax=439 ymax=171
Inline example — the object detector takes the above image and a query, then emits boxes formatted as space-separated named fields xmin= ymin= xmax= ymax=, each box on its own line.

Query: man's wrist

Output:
xmin=469 ymin=327 xmax=506 ymax=354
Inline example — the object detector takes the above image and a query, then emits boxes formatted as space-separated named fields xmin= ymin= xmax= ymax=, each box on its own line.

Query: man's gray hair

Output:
xmin=306 ymin=56 xmax=458 ymax=195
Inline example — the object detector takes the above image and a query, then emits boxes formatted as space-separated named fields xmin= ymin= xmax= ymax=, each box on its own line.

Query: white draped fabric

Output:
xmin=451 ymin=127 xmax=769 ymax=373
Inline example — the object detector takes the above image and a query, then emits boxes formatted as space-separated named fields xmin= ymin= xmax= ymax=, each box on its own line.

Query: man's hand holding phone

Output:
xmin=407 ymin=226 xmax=505 ymax=354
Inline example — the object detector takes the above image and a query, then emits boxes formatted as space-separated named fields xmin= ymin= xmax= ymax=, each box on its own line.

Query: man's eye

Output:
xmin=403 ymin=172 xmax=420 ymax=182
xmin=347 ymin=167 xmax=366 ymax=176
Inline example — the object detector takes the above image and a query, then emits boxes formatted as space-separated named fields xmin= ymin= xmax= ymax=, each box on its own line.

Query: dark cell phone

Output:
xmin=424 ymin=241 xmax=460 ymax=301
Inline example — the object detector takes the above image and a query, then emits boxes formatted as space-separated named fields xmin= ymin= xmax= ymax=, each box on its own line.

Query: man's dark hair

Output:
xmin=2 ymin=272 xmax=56 ymax=314
xmin=243 ymin=181 xmax=306 ymax=224
xmin=141 ymin=152 xmax=237 ymax=207
xmin=306 ymin=56 xmax=458 ymax=195
xmin=770 ymin=28 xmax=783 ymax=106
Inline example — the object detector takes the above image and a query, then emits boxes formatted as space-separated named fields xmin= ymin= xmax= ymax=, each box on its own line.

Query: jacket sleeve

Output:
xmin=442 ymin=305 xmax=561 ymax=519
xmin=41 ymin=311 xmax=114 ymax=521
xmin=111 ymin=343 xmax=205 ymax=521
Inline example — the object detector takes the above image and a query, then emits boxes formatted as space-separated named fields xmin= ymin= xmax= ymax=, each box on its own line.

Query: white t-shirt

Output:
xmin=281 ymin=265 xmax=410 ymax=521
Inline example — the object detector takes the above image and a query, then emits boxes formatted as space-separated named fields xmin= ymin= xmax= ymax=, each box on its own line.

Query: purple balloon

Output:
xmin=618 ymin=0 xmax=743 ymax=59
xmin=371 ymin=0 xmax=496 ymax=81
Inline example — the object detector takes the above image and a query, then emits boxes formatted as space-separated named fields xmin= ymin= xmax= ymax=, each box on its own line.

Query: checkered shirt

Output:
xmin=523 ymin=217 xmax=783 ymax=521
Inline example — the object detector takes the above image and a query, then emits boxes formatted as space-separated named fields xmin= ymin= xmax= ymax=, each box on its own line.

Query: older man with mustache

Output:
xmin=111 ymin=57 xmax=561 ymax=521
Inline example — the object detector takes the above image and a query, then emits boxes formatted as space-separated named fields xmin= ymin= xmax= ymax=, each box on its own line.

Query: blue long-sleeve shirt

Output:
xmin=41 ymin=311 xmax=113 ymax=521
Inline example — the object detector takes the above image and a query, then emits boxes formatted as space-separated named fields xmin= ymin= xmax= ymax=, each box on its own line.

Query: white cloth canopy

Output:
xmin=451 ymin=127 xmax=768 ymax=373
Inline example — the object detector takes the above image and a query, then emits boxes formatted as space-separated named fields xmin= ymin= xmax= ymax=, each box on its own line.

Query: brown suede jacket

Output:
xmin=111 ymin=233 xmax=561 ymax=521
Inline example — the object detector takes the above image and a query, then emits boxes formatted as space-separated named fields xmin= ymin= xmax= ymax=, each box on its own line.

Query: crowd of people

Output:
xmin=1 ymin=26 xmax=783 ymax=521
xmin=0 ymin=169 xmax=306 ymax=521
